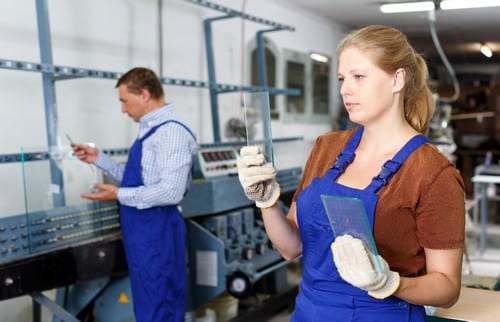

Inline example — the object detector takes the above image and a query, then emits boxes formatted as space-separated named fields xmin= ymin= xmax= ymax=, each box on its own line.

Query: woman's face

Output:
xmin=338 ymin=47 xmax=400 ymax=127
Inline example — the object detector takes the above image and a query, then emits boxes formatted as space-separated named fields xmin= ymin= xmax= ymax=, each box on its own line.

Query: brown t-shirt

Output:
xmin=293 ymin=128 xmax=465 ymax=277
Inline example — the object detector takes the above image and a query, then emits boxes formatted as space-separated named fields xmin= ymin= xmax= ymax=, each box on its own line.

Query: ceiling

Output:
xmin=286 ymin=0 xmax=500 ymax=83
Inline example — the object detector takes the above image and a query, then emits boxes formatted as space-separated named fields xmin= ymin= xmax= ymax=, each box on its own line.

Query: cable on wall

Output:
xmin=158 ymin=0 xmax=164 ymax=77
xmin=428 ymin=9 xmax=460 ymax=102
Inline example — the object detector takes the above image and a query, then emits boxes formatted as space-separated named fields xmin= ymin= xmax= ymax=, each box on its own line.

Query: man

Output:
xmin=72 ymin=67 xmax=197 ymax=322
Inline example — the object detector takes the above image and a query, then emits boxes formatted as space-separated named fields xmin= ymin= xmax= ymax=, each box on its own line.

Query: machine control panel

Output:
xmin=197 ymin=146 xmax=240 ymax=178
xmin=0 ymin=202 xmax=120 ymax=263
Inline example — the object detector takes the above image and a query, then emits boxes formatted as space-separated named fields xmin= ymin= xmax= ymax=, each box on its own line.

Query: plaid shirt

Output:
xmin=95 ymin=104 xmax=197 ymax=209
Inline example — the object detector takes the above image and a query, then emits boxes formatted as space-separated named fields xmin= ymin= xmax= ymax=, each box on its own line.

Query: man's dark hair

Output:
xmin=116 ymin=67 xmax=164 ymax=100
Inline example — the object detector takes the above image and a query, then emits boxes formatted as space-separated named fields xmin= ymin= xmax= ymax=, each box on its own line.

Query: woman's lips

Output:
xmin=344 ymin=102 xmax=357 ymax=111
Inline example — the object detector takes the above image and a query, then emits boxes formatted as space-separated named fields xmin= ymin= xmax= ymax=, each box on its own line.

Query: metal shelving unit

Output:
xmin=0 ymin=0 xmax=299 ymax=164
xmin=190 ymin=0 xmax=299 ymax=141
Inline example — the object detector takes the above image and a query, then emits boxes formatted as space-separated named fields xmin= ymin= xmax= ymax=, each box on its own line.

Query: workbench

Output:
xmin=432 ymin=286 xmax=500 ymax=322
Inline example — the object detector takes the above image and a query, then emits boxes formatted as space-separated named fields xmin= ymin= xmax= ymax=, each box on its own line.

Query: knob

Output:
xmin=226 ymin=271 xmax=251 ymax=299
xmin=4 ymin=277 xmax=14 ymax=286
xmin=242 ymin=248 xmax=253 ymax=260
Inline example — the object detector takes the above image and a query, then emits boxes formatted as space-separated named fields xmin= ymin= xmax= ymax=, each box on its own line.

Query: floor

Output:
xmin=266 ymin=310 xmax=290 ymax=322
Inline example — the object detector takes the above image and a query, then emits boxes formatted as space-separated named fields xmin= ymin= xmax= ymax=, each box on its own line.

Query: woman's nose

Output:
xmin=340 ymin=81 xmax=351 ymax=97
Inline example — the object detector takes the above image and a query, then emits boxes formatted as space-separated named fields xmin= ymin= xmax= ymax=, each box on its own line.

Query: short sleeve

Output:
xmin=416 ymin=166 xmax=465 ymax=249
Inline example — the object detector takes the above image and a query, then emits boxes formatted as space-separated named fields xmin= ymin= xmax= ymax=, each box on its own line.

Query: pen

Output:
xmin=65 ymin=133 xmax=74 ymax=145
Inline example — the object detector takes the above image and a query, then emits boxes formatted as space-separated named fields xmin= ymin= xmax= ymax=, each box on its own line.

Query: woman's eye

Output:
xmin=338 ymin=77 xmax=344 ymax=82
xmin=355 ymin=75 xmax=364 ymax=80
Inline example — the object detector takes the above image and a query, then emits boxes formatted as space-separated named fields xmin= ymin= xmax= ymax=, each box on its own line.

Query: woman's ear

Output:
xmin=393 ymin=68 xmax=405 ymax=93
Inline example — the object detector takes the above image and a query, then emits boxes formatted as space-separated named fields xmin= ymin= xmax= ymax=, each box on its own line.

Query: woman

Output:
xmin=238 ymin=25 xmax=465 ymax=321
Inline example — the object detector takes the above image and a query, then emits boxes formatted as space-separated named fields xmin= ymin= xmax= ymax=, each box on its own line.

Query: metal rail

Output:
xmin=185 ymin=0 xmax=295 ymax=31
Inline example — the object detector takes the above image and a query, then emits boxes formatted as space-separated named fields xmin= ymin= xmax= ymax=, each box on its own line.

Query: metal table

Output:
xmin=471 ymin=164 xmax=500 ymax=255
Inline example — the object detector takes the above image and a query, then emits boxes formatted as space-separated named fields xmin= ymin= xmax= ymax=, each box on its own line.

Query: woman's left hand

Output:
xmin=331 ymin=234 xmax=400 ymax=299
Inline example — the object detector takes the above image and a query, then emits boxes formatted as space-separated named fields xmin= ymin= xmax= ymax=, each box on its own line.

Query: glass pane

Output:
xmin=250 ymin=48 xmax=277 ymax=113
xmin=286 ymin=61 xmax=305 ymax=114
xmin=321 ymin=194 xmax=383 ymax=272
xmin=243 ymin=91 xmax=274 ymax=165
xmin=19 ymin=145 xmax=119 ymax=256
xmin=312 ymin=61 xmax=330 ymax=115
xmin=21 ymin=146 xmax=102 ymax=212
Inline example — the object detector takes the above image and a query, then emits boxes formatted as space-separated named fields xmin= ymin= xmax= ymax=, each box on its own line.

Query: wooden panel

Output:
xmin=433 ymin=287 xmax=500 ymax=322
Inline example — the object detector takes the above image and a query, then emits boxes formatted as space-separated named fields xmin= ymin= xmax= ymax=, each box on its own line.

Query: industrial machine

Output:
xmin=0 ymin=147 xmax=129 ymax=321
xmin=0 ymin=143 xmax=302 ymax=321
xmin=183 ymin=145 xmax=302 ymax=310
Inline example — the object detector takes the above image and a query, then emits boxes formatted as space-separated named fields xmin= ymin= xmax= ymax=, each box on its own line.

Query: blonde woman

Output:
xmin=238 ymin=25 xmax=464 ymax=321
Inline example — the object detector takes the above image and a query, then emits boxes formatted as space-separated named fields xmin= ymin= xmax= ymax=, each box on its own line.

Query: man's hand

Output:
xmin=71 ymin=143 xmax=99 ymax=164
xmin=81 ymin=183 xmax=118 ymax=202
xmin=238 ymin=146 xmax=280 ymax=208
xmin=331 ymin=234 xmax=400 ymax=299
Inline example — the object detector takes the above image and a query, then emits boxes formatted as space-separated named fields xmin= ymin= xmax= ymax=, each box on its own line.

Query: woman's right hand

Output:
xmin=238 ymin=146 xmax=280 ymax=208
xmin=71 ymin=143 xmax=99 ymax=164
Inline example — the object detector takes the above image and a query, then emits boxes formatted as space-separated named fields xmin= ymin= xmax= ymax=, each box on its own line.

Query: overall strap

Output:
xmin=367 ymin=134 xmax=429 ymax=192
xmin=330 ymin=127 xmax=363 ymax=178
xmin=140 ymin=120 xmax=195 ymax=143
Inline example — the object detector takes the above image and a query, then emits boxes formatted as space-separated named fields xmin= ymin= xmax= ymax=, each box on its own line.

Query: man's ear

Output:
xmin=141 ymin=89 xmax=151 ymax=101
xmin=393 ymin=68 xmax=405 ymax=93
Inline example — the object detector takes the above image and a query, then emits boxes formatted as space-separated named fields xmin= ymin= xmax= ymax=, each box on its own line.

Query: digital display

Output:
xmin=202 ymin=150 xmax=236 ymax=163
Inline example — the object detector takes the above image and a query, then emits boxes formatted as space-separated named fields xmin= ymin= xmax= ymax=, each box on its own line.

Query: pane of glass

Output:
xmin=243 ymin=91 xmax=274 ymax=165
xmin=250 ymin=48 xmax=277 ymax=113
xmin=21 ymin=146 xmax=102 ymax=212
xmin=286 ymin=61 xmax=305 ymax=114
xmin=312 ymin=61 xmax=330 ymax=115
xmin=321 ymin=194 xmax=383 ymax=272
xmin=19 ymin=145 xmax=119 ymax=255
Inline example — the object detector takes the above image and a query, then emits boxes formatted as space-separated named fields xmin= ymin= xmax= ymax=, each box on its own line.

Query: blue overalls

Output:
xmin=293 ymin=127 xmax=428 ymax=322
xmin=120 ymin=120 xmax=194 ymax=322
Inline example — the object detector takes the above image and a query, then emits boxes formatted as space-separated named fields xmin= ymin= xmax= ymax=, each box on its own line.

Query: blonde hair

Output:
xmin=337 ymin=25 xmax=434 ymax=134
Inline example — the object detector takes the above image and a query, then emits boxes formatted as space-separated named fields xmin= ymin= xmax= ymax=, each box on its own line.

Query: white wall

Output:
xmin=0 ymin=0 xmax=345 ymax=320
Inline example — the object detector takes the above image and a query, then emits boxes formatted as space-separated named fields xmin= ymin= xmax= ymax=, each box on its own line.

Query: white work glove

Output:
xmin=238 ymin=146 xmax=280 ymax=208
xmin=331 ymin=234 xmax=400 ymax=299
